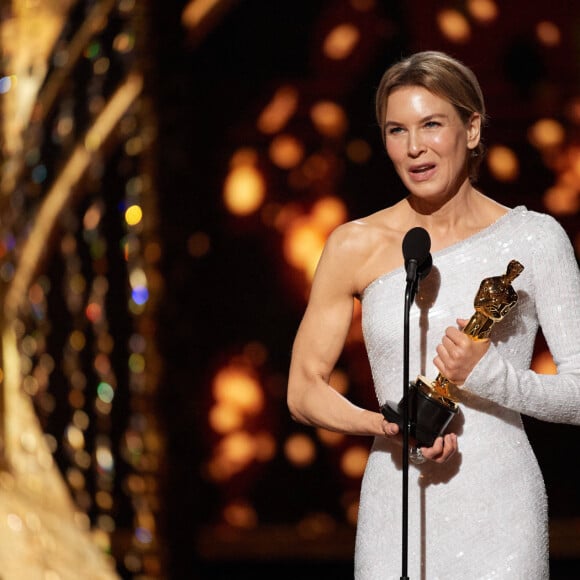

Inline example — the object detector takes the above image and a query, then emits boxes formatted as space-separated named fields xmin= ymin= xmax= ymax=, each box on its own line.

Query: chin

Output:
xmin=408 ymin=189 xmax=456 ymax=208
xmin=407 ymin=185 xmax=446 ymax=200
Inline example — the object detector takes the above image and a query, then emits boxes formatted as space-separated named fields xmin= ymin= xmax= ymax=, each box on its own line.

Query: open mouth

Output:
xmin=410 ymin=164 xmax=435 ymax=174
xmin=407 ymin=163 xmax=437 ymax=183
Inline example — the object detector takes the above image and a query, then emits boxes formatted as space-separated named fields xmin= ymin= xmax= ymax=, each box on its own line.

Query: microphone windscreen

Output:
xmin=402 ymin=227 xmax=431 ymax=263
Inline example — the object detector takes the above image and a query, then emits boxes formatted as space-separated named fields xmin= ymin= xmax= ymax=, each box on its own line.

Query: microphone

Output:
xmin=402 ymin=227 xmax=432 ymax=284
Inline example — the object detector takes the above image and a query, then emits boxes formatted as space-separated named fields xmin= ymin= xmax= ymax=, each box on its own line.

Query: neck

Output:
xmin=402 ymin=185 xmax=496 ymax=251
xmin=406 ymin=182 xmax=480 ymax=225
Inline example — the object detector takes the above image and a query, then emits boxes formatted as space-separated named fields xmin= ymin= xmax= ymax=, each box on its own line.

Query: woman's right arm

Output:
xmin=287 ymin=225 xmax=393 ymax=437
xmin=287 ymin=223 xmax=458 ymax=462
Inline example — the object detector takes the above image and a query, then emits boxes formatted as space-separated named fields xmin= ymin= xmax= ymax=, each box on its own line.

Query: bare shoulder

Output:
xmin=475 ymin=193 xmax=511 ymax=223
xmin=329 ymin=207 xmax=403 ymax=250
xmin=325 ymin=218 xmax=381 ymax=256
xmin=318 ymin=208 xmax=405 ymax=296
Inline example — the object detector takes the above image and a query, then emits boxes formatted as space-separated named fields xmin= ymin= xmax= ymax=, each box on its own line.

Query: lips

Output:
xmin=408 ymin=163 xmax=436 ymax=182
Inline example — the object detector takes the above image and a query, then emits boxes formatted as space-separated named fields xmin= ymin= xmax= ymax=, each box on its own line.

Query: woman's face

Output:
xmin=382 ymin=85 xmax=480 ymax=201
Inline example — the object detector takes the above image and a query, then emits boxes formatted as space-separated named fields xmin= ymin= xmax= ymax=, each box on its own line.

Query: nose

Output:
xmin=407 ymin=129 xmax=425 ymax=157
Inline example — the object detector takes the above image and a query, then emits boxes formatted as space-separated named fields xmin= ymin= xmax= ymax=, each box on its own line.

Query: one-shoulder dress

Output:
xmin=357 ymin=206 xmax=580 ymax=579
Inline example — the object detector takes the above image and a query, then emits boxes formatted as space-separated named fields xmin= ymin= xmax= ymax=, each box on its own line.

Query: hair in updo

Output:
xmin=375 ymin=51 xmax=487 ymax=182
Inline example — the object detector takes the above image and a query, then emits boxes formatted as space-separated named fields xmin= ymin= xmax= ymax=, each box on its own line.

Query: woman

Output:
xmin=287 ymin=51 xmax=580 ymax=579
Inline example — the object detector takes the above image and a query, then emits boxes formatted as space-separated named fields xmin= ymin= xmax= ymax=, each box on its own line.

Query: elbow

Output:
xmin=287 ymin=384 xmax=308 ymax=425
xmin=287 ymin=361 xmax=323 ymax=426
xmin=286 ymin=391 xmax=302 ymax=424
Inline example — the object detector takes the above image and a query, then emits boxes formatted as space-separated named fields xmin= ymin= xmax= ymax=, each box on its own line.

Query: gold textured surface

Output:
xmin=0 ymin=1 xmax=122 ymax=577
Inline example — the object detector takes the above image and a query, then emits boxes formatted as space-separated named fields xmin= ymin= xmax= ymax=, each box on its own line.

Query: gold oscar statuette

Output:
xmin=382 ymin=260 xmax=525 ymax=446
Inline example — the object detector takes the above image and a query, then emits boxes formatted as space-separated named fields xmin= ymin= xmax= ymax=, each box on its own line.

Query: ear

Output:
xmin=466 ymin=113 xmax=481 ymax=150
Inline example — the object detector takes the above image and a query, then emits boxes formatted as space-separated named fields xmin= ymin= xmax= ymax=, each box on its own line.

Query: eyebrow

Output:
xmin=383 ymin=113 xmax=449 ymax=130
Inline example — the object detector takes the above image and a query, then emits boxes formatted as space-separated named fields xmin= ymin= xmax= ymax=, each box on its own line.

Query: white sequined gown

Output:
xmin=357 ymin=206 xmax=580 ymax=579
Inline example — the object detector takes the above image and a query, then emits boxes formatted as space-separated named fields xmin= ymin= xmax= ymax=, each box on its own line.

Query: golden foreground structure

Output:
xmin=0 ymin=1 xmax=154 ymax=577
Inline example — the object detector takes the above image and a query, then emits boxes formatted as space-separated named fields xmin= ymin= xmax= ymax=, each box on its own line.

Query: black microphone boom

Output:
xmin=402 ymin=227 xmax=432 ymax=283
xmin=396 ymin=225 xmax=432 ymax=579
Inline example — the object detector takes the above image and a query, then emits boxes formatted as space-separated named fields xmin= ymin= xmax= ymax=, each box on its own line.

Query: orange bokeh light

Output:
xmin=536 ymin=21 xmax=561 ymax=47
xmin=220 ymin=431 xmax=256 ymax=464
xmin=340 ymin=445 xmax=369 ymax=478
xmin=207 ymin=431 xmax=258 ymax=480
xmin=284 ymin=433 xmax=316 ymax=467
xmin=283 ymin=219 xmax=326 ymax=279
xmin=487 ymin=145 xmax=519 ymax=182
xmin=311 ymin=196 xmax=347 ymax=233
xmin=223 ymin=164 xmax=266 ymax=216
xmin=212 ymin=366 xmax=264 ymax=414
xmin=269 ymin=134 xmax=304 ymax=169
xmin=531 ymin=350 xmax=557 ymax=375
xmin=528 ymin=119 xmax=565 ymax=150
xmin=437 ymin=9 xmax=471 ymax=43
xmin=467 ymin=0 xmax=498 ymax=24
xmin=254 ymin=431 xmax=277 ymax=462
xmin=316 ymin=428 xmax=345 ymax=446
xmin=223 ymin=500 xmax=258 ymax=529
xmin=208 ymin=403 xmax=244 ymax=434
xmin=257 ymin=85 xmax=299 ymax=134
xmin=329 ymin=368 xmax=349 ymax=395
xmin=543 ymin=185 xmax=580 ymax=216
xmin=310 ymin=101 xmax=348 ymax=138
xmin=323 ymin=23 xmax=360 ymax=60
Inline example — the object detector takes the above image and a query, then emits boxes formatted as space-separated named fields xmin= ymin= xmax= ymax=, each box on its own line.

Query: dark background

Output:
xmin=149 ymin=1 xmax=580 ymax=578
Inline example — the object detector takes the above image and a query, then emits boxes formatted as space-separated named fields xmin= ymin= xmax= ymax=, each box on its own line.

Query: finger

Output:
xmin=421 ymin=436 xmax=444 ymax=460
xmin=445 ymin=325 xmax=466 ymax=344
xmin=382 ymin=419 xmax=399 ymax=437
xmin=439 ymin=433 xmax=458 ymax=461
xmin=422 ymin=433 xmax=457 ymax=463
xmin=441 ymin=335 xmax=459 ymax=356
xmin=434 ymin=346 xmax=456 ymax=374
xmin=443 ymin=332 xmax=473 ymax=362
xmin=433 ymin=354 xmax=446 ymax=375
xmin=435 ymin=342 xmax=451 ymax=360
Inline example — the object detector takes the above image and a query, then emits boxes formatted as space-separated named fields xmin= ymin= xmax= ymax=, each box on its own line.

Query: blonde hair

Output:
xmin=375 ymin=51 xmax=487 ymax=181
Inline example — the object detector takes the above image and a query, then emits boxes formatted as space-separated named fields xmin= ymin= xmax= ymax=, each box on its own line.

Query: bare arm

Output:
xmin=287 ymin=223 xmax=458 ymax=462
xmin=287 ymin=226 xmax=392 ymax=437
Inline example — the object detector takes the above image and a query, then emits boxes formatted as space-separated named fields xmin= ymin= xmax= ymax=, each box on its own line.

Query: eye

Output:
xmin=387 ymin=126 xmax=404 ymax=135
xmin=424 ymin=120 xmax=441 ymax=129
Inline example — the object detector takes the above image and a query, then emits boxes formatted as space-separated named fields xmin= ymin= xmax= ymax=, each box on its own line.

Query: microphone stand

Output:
xmin=400 ymin=261 xmax=419 ymax=580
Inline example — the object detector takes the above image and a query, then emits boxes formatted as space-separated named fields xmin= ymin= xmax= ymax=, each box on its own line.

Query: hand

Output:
xmin=381 ymin=418 xmax=400 ymax=437
xmin=419 ymin=433 xmax=458 ymax=463
xmin=433 ymin=318 xmax=490 ymax=385
xmin=382 ymin=415 xmax=457 ymax=463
